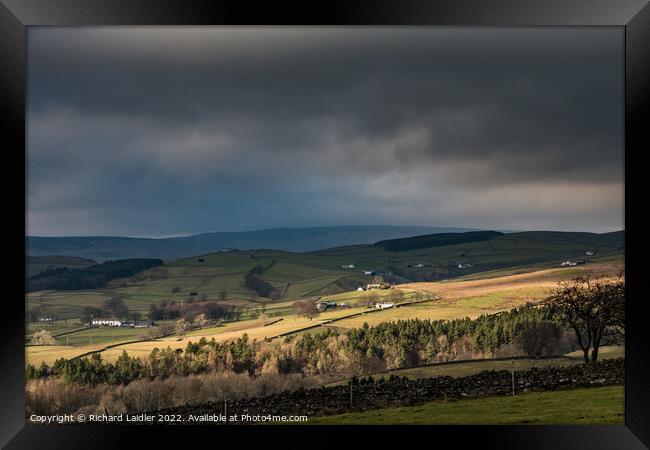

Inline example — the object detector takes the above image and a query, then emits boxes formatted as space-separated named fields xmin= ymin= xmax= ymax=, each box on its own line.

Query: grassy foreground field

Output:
xmin=306 ymin=385 xmax=624 ymax=425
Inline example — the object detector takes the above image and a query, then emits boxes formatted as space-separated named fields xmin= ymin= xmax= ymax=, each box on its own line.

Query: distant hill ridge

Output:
xmin=374 ymin=231 xmax=504 ymax=251
xmin=27 ymin=225 xmax=484 ymax=262
xmin=26 ymin=230 xmax=624 ymax=297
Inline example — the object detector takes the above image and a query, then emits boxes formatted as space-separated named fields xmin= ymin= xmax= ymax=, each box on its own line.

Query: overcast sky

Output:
xmin=27 ymin=27 xmax=624 ymax=237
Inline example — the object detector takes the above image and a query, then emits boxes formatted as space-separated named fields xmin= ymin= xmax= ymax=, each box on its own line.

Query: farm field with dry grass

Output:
xmin=25 ymin=256 xmax=623 ymax=367
xmin=325 ymin=259 xmax=622 ymax=328
xmin=26 ymin=306 xmax=366 ymax=365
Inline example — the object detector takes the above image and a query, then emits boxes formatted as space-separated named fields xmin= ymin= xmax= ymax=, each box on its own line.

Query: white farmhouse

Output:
xmin=374 ymin=302 xmax=395 ymax=309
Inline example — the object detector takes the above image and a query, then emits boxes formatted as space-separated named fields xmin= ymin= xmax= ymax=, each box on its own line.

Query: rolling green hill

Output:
xmin=26 ymin=230 xmax=623 ymax=323
xmin=26 ymin=255 xmax=96 ymax=279
xmin=151 ymin=230 xmax=624 ymax=299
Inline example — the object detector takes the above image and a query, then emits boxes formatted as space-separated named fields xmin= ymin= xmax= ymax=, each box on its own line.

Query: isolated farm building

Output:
xmin=38 ymin=317 xmax=53 ymax=322
xmin=456 ymin=263 xmax=472 ymax=269
xmin=561 ymin=260 xmax=586 ymax=267
xmin=366 ymin=283 xmax=390 ymax=290
xmin=316 ymin=301 xmax=337 ymax=311
xmin=341 ymin=264 xmax=355 ymax=269
xmin=363 ymin=271 xmax=373 ymax=275
xmin=561 ymin=259 xmax=587 ymax=267
xmin=134 ymin=320 xmax=154 ymax=328
xmin=372 ymin=271 xmax=390 ymax=277
xmin=374 ymin=302 xmax=395 ymax=309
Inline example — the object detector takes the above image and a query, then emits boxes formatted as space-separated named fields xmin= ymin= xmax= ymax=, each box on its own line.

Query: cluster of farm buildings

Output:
xmin=315 ymin=300 xmax=395 ymax=312
xmin=357 ymin=282 xmax=391 ymax=291
xmin=89 ymin=319 xmax=154 ymax=328
xmin=560 ymin=251 xmax=594 ymax=267
xmin=560 ymin=259 xmax=588 ymax=267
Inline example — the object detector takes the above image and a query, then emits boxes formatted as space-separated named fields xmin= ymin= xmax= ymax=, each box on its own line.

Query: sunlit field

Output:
xmin=25 ymin=258 xmax=623 ymax=367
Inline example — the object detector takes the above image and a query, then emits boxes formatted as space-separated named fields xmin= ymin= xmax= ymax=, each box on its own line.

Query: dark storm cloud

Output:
xmin=27 ymin=27 xmax=624 ymax=236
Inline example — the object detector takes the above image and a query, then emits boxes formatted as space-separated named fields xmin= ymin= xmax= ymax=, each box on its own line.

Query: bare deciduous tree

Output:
xmin=514 ymin=320 xmax=561 ymax=358
xmin=389 ymin=289 xmax=404 ymax=304
xmin=175 ymin=318 xmax=190 ymax=336
xmin=546 ymin=275 xmax=624 ymax=362
xmin=412 ymin=291 xmax=425 ymax=302
xmin=292 ymin=300 xmax=320 ymax=321
xmin=193 ymin=313 xmax=207 ymax=329
xmin=361 ymin=292 xmax=379 ymax=308
xmin=31 ymin=330 xmax=56 ymax=346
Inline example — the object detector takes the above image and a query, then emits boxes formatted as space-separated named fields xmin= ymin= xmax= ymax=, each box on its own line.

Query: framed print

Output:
xmin=1 ymin=0 xmax=648 ymax=448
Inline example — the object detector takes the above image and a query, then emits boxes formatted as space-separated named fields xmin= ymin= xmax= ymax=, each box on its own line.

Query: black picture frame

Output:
xmin=1 ymin=1 xmax=648 ymax=448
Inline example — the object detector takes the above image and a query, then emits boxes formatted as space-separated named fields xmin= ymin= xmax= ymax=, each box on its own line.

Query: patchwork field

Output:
xmin=401 ymin=259 xmax=623 ymax=297
xmin=26 ymin=290 xmax=156 ymax=321
xmin=306 ymin=385 xmax=624 ymax=425
xmin=328 ymin=289 xmax=540 ymax=328
xmin=25 ymin=320 xmax=88 ymax=338
xmin=26 ymin=232 xmax=623 ymax=324
xmin=25 ymin=229 xmax=624 ymax=371
xmin=25 ymin=255 xmax=623 ymax=367
xmin=26 ymin=306 xmax=366 ymax=365
xmin=327 ymin=260 xmax=622 ymax=328
xmin=48 ymin=325 xmax=160 ymax=347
